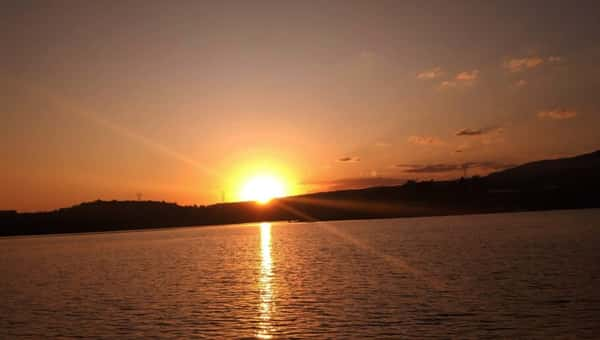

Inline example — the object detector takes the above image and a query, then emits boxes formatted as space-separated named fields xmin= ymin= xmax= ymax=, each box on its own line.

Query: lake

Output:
xmin=1 ymin=209 xmax=599 ymax=338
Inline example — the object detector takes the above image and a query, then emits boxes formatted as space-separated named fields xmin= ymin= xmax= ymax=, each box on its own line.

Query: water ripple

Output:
xmin=1 ymin=209 xmax=600 ymax=338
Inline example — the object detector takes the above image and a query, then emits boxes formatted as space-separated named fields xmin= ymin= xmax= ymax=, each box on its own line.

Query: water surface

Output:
xmin=1 ymin=209 xmax=599 ymax=338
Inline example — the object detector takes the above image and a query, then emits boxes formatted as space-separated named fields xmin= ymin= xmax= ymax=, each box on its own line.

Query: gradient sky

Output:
xmin=2 ymin=0 xmax=600 ymax=211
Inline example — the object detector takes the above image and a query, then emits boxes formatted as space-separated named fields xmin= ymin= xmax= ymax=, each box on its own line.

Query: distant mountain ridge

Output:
xmin=1 ymin=150 xmax=599 ymax=236
xmin=486 ymin=150 xmax=600 ymax=186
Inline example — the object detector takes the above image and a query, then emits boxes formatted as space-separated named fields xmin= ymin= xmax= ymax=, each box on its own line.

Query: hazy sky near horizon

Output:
xmin=2 ymin=0 xmax=600 ymax=211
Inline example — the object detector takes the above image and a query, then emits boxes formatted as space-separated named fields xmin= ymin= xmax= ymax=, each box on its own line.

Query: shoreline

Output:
xmin=2 ymin=206 xmax=598 ymax=238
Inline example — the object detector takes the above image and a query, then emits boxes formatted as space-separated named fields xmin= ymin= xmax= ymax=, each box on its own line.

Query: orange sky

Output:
xmin=2 ymin=1 xmax=600 ymax=211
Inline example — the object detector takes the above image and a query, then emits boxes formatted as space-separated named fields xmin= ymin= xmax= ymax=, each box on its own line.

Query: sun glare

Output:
xmin=240 ymin=175 xmax=287 ymax=204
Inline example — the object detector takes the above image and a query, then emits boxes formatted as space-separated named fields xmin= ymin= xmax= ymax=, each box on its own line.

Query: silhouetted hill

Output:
xmin=1 ymin=150 xmax=599 ymax=236
xmin=486 ymin=150 xmax=600 ymax=188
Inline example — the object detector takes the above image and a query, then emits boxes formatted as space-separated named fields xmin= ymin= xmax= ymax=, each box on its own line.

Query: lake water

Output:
xmin=1 ymin=209 xmax=599 ymax=338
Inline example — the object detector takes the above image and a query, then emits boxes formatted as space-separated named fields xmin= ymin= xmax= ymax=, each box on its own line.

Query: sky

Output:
xmin=2 ymin=0 xmax=600 ymax=211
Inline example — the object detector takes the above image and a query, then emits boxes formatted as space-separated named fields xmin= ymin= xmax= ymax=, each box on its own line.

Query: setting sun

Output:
xmin=240 ymin=175 xmax=287 ymax=204
xmin=3 ymin=2 xmax=600 ymax=339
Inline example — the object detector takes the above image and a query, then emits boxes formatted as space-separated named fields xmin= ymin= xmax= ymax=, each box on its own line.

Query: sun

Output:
xmin=240 ymin=174 xmax=287 ymax=204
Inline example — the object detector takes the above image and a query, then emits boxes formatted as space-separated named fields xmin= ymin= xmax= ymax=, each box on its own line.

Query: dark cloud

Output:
xmin=403 ymin=164 xmax=461 ymax=173
xmin=456 ymin=126 xmax=501 ymax=136
xmin=456 ymin=128 xmax=484 ymax=136
xmin=306 ymin=177 xmax=407 ymax=191
xmin=399 ymin=161 xmax=514 ymax=174
xmin=464 ymin=161 xmax=515 ymax=170
xmin=337 ymin=156 xmax=360 ymax=162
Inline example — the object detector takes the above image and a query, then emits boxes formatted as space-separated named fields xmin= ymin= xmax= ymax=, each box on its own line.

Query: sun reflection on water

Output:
xmin=257 ymin=222 xmax=274 ymax=339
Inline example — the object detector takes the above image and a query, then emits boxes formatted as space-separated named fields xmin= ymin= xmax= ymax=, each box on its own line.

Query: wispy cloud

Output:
xmin=440 ymin=80 xmax=457 ymax=88
xmin=397 ymin=161 xmax=513 ymax=174
xmin=407 ymin=135 xmax=444 ymax=146
xmin=337 ymin=156 xmax=361 ymax=163
xmin=537 ymin=108 xmax=577 ymax=120
xmin=401 ymin=164 xmax=461 ymax=173
xmin=504 ymin=56 xmax=545 ymax=72
xmin=465 ymin=161 xmax=514 ymax=171
xmin=456 ymin=126 xmax=501 ymax=136
xmin=439 ymin=70 xmax=479 ymax=89
xmin=417 ymin=67 xmax=443 ymax=80
xmin=306 ymin=176 xmax=407 ymax=191
xmin=456 ymin=128 xmax=484 ymax=136
xmin=455 ymin=69 xmax=479 ymax=81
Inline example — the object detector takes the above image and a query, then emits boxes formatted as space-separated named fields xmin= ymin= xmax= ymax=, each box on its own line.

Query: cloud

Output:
xmin=398 ymin=161 xmax=514 ymax=174
xmin=307 ymin=176 xmax=407 ymax=191
xmin=407 ymin=135 xmax=444 ymax=146
xmin=468 ymin=161 xmax=514 ymax=171
xmin=504 ymin=56 xmax=544 ymax=72
xmin=455 ymin=69 xmax=479 ymax=81
xmin=402 ymin=164 xmax=461 ymax=173
xmin=439 ymin=70 xmax=479 ymax=89
xmin=456 ymin=126 xmax=501 ymax=136
xmin=537 ymin=109 xmax=577 ymax=120
xmin=337 ymin=156 xmax=360 ymax=162
xmin=440 ymin=80 xmax=457 ymax=88
xmin=417 ymin=67 xmax=443 ymax=80
xmin=456 ymin=128 xmax=484 ymax=136
xmin=455 ymin=127 xmax=504 ymax=146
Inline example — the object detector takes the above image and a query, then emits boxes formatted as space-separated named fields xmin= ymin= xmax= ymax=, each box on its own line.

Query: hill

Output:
xmin=1 ymin=150 xmax=599 ymax=236
xmin=486 ymin=150 xmax=600 ymax=187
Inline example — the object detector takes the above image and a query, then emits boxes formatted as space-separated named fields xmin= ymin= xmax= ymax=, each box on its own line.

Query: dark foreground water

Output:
xmin=1 ymin=209 xmax=599 ymax=338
